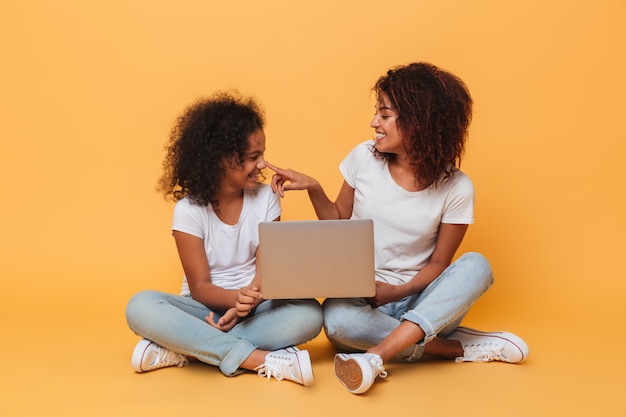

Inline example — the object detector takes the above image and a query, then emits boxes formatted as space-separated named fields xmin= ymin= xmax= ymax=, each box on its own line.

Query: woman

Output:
xmin=267 ymin=62 xmax=528 ymax=394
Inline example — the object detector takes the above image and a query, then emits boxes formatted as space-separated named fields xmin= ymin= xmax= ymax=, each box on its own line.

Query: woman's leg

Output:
xmin=401 ymin=252 xmax=493 ymax=343
xmin=323 ymin=297 xmax=404 ymax=353
xmin=373 ymin=252 xmax=493 ymax=361
xmin=331 ymin=253 xmax=527 ymax=394
xmin=324 ymin=252 xmax=493 ymax=362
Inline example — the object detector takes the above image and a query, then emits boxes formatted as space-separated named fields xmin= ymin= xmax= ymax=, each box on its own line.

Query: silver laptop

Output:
xmin=258 ymin=219 xmax=376 ymax=299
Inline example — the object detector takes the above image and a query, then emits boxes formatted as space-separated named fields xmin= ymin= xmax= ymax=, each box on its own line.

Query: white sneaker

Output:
xmin=334 ymin=353 xmax=387 ymax=394
xmin=255 ymin=347 xmax=314 ymax=386
xmin=448 ymin=327 xmax=529 ymax=363
xmin=131 ymin=339 xmax=189 ymax=372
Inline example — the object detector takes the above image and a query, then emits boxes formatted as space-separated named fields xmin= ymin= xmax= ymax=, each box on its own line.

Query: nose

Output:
xmin=257 ymin=156 xmax=266 ymax=170
xmin=370 ymin=115 xmax=380 ymax=128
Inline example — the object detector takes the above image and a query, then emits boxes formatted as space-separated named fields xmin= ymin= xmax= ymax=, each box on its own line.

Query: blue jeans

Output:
xmin=322 ymin=252 xmax=494 ymax=362
xmin=126 ymin=291 xmax=323 ymax=376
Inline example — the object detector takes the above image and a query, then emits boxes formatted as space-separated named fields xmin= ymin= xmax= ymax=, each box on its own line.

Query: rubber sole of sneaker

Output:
xmin=334 ymin=355 xmax=364 ymax=393
xmin=130 ymin=339 xmax=153 ymax=372
xmin=455 ymin=327 xmax=529 ymax=362
xmin=286 ymin=347 xmax=314 ymax=386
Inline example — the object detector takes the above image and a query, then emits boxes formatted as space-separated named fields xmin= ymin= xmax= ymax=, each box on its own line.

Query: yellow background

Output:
xmin=1 ymin=1 xmax=624 ymax=415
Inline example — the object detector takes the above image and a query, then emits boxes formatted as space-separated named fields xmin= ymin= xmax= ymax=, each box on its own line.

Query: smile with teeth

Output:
xmin=375 ymin=132 xmax=386 ymax=140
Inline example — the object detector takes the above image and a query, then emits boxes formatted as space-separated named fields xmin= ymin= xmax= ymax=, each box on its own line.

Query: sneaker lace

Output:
xmin=456 ymin=342 xmax=505 ymax=363
xmin=368 ymin=355 xmax=388 ymax=379
xmin=159 ymin=349 xmax=188 ymax=368
xmin=255 ymin=354 xmax=294 ymax=382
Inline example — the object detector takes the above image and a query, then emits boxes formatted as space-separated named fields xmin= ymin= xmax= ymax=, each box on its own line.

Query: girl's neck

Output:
xmin=216 ymin=185 xmax=244 ymax=202
xmin=214 ymin=188 xmax=244 ymax=225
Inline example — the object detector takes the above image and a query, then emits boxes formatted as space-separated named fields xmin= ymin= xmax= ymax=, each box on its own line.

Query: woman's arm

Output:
xmin=173 ymin=230 xmax=239 ymax=311
xmin=266 ymin=162 xmax=354 ymax=220
xmin=367 ymin=223 xmax=469 ymax=307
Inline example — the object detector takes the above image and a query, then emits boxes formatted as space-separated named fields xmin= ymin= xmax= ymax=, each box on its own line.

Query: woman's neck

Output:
xmin=388 ymin=157 xmax=425 ymax=192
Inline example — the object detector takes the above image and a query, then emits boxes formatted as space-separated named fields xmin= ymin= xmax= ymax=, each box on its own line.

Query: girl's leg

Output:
xmin=126 ymin=291 xmax=323 ymax=376
xmin=228 ymin=298 xmax=323 ymax=351
xmin=233 ymin=298 xmax=323 ymax=384
xmin=126 ymin=290 xmax=258 ymax=376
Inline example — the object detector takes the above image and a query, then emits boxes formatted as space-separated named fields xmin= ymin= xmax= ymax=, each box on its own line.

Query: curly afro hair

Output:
xmin=372 ymin=62 xmax=472 ymax=189
xmin=157 ymin=91 xmax=265 ymax=206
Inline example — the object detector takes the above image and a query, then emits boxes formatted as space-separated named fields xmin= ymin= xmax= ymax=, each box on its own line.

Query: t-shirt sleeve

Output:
xmin=172 ymin=199 xmax=205 ymax=239
xmin=441 ymin=174 xmax=475 ymax=224
xmin=339 ymin=141 xmax=371 ymax=188
xmin=265 ymin=185 xmax=282 ymax=221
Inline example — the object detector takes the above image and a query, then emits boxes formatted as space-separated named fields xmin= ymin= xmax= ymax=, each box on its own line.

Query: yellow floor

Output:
xmin=2 ymin=2 xmax=625 ymax=416
xmin=3 ymin=293 xmax=624 ymax=417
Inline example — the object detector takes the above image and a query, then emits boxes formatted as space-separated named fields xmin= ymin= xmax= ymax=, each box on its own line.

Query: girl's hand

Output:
xmin=366 ymin=281 xmax=405 ymax=308
xmin=235 ymin=286 xmax=263 ymax=317
xmin=205 ymin=309 xmax=239 ymax=331
xmin=265 ymin=162 xmax=319 ymax=197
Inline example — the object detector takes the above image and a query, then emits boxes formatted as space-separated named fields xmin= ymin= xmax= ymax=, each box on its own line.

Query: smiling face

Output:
xmin=221 ymin=128 xmax=267 ymax=192
xmin=370 ymin=92 xmax=405 ymax=156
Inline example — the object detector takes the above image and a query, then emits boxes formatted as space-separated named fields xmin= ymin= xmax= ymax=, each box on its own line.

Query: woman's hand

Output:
xmin=265 ymin=162 xmax=319 ymax=197
xmin=366 ymin=281 xmax=406 ymax=308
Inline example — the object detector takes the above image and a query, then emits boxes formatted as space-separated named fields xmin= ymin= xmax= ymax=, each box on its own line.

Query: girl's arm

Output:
xmin=266 ymin=162 xmax=354 ymax=220
xmin=234 ymin=214 xmax=281 ymax=316
xmin=367 ymin=223 xmax=469 ymax=307
xmin=173 ymin=230 xmax=239 ymax=311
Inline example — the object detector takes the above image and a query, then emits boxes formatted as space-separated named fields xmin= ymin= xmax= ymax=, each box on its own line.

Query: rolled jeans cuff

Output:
xmin=401 ymin=310 xmax=436 ymax=344
xmin=219 ymin=339 xmax=258 ymax=376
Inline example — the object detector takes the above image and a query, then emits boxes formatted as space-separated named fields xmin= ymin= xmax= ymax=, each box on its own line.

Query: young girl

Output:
xmin=267 ymin=62 xmax=529 ymax=394
xmin=125 ymin=91 xmax=323 ymax=386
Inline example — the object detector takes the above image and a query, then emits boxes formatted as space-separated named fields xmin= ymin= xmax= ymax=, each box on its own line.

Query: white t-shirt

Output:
xmin=172 ymin=184 xmax=281 ymax=296
xmin=340 ymin=140 xmax=474 ymax=285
